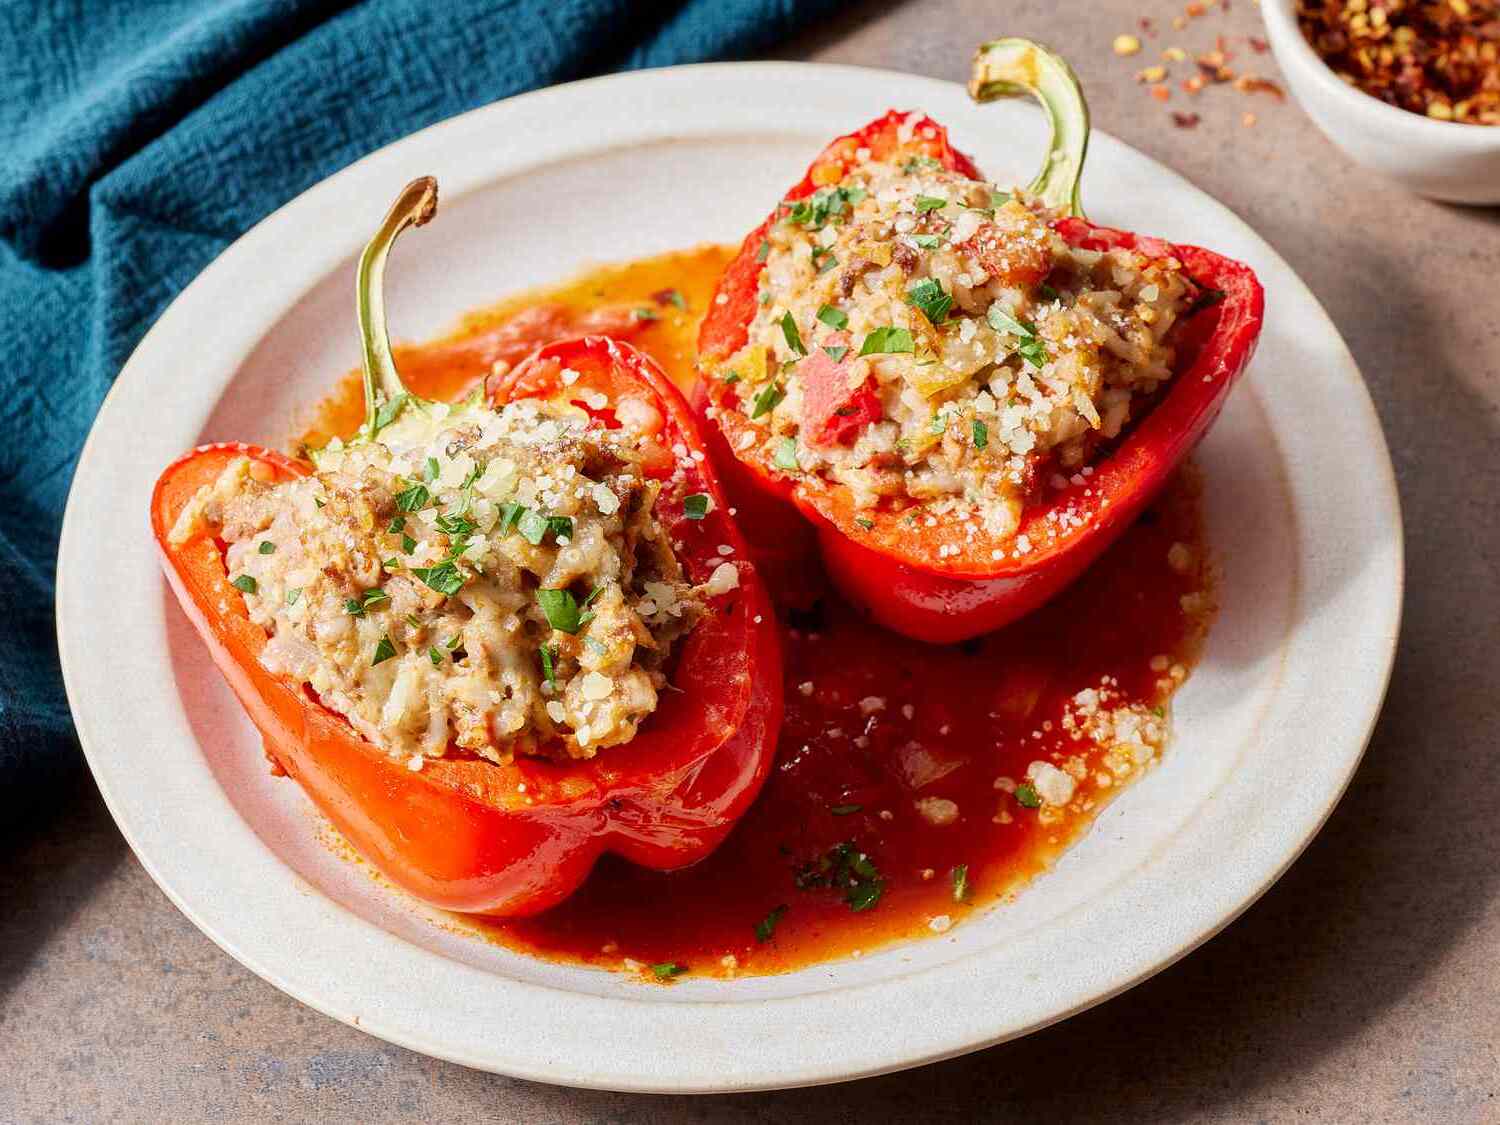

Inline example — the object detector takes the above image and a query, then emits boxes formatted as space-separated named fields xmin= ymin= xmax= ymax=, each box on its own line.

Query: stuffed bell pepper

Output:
xmin=696 ymin=38 xmax=1264 ymax=643
xmin=153 ymin=179 xmax=782 ymax=916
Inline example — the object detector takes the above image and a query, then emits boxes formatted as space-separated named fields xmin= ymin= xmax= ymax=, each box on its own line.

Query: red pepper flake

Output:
xmin=1151 ymin=83 xmax=1173 ymax=101
xmin=1171 ymin=111 xmax=1203 ymax=128
xmin=1183 ymin=73 xmax=1207 ymax=94
xmin=1297 ymin=0 xmax=1500 ymax=125
xmin=1249 ymin=35 xmax=1270 ymax=53
xmin=1234 ymin=74 xmax=1287 ymax=100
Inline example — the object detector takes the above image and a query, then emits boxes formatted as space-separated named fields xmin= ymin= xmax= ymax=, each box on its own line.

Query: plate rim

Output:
xmin=56 ymin=59 xmax=1404 ymax=1092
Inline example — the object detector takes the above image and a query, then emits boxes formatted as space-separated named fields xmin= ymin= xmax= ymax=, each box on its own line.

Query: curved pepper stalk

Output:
xmin=153 ymin=181 xmax=783 ymax=915
xmin=696 ymin=38 xmax=1265 ymax=644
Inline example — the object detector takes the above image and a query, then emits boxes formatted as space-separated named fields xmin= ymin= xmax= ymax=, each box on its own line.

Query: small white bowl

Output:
xmin=1261 ymin=0 xmax=1500 ymax=204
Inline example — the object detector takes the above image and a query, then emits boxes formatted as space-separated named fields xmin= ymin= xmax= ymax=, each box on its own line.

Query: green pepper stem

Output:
xmin=969 ymin=38 xmax=1091 ymax=218
xmin=356 ymin=176 xmax=439 ymax=440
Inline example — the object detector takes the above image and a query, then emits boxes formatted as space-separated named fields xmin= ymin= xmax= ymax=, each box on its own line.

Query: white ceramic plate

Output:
xmin=57 ymin=63 xmax=1402 ymax=1092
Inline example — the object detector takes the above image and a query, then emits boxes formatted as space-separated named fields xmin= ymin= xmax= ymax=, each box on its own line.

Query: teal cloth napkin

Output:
xmin=0 ymin=0 xmax=828 ymax=811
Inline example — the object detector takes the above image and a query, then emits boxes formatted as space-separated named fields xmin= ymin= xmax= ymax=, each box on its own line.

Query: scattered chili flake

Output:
xmin=1297 ymin=0 xmax=1500 ymax=125
xmin=1172 ymin=111 xmax=1203 ymax=127
xmin=1242 ymin=110 xmax=1259 ymax=127
xmin=1151 ymin=83 xmax=1173 ymax=101
xmin=1249 ymin=35 xmax=1270 ymax=53
xmin=1183 ymin=73 xmax=1208 ymax=94
xmin=1234 ymin=74 xmax=1287 ymax=100
xmin=1138 ymin=64 xmax=1169 ymax=82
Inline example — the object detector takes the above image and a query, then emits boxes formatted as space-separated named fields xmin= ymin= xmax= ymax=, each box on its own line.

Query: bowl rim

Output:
xmin=1261 ymin=0 xmax=1500 ymax=149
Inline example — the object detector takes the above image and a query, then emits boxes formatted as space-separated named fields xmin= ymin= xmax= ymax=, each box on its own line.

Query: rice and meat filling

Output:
xmin=170 ymin=399 xmax=706 ymax=764
xmin=712 ymin=134 xmax=1198 ymax=541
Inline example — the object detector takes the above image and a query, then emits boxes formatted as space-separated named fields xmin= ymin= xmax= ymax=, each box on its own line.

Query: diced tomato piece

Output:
xmin=800 ymin=338 xmax=881 ymax=447
xmin=962 ymin=218 xmax=1052 ymax=290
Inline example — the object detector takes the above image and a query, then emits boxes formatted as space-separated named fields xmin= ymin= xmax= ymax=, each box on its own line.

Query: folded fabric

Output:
xmin=0 ymin=0 xmax=830 ymax=817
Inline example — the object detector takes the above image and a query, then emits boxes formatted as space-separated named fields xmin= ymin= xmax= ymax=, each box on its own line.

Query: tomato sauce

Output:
xmin=301 ymin=245 xmax=1215 ymax=980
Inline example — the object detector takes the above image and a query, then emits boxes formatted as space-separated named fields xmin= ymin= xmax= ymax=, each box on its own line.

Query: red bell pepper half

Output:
xmin=152 ymin=180 xmax=781 ymax=916
xmin=696 ymin=39 xmax=1265 ymax=643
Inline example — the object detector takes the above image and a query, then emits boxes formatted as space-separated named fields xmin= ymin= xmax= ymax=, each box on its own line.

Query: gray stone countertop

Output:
xmin=6 ymin=1 xmax=1498 ymax=1120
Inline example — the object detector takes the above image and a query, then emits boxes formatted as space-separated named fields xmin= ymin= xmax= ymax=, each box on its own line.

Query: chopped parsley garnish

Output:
xmin=537 ymin=588 xmax=584 ymax=634
xmin=547 ymin=515 xmax=574 ymax=542
xmin=811 ymin=246 xmax=838 ymax=274
xmin=683 ymin=493 xmax=710 ymax=520
xmin=540 ymin=644 xmax=557 ymax=688
xmin=972 ymin=419 xmax=989 ymax=450
xmin=435 ymin=513 xmax=477 ymax=538
xmin=632 ymin=307 xmax=659 ymax=322
xmin=914 ymin=194 xmax=948 ymax=213
xmin=929 ymin=411 xmax=948 ymax=436
xmin=905 ymin=277 xmax=952 ymax=324
xmin=858 ymin=326 xmax=914 ymax=356
xmin=757 ymin=289 xmax=772 ymax=306
xmin=401 ymin=533 xmax=417 ymax=553
xmin=394 ymin=482 xmax=430 ymax=512
xmin=823 ymin=344 xmax=849 ymax=362
xmin=583 ymin=585 xmax=606 ymax=608
xmin=1152 ymin=705 xmax=1166 ymax=718
xmin=411 ymin=561 xmax=465 ymax=597
xmin=257 ymin=541 xmax=275 ymax=555
xmin=782 ymin=184 xmax=867 ymax=229
xmin=660 ymin=288 xmax=687 ymax=309
xmin=912 ymin=233 xmax=944 ymax=250
xmin=951 ymin=864 xmax=970 ymax=903
xmin=754 ymin=904 xmax=788 ymax=943
xmin=388 ymin=516 xmax=406 ymax=534
xmin=516 ymin=509 xmax=551 ymax=545
xmin=855 ymin=517 xmax=875 ymax=531
xmin=722 ymin=370 xmax=741 ymax=385
xmin=345 ymin=587 xmax=389 ymax=616
xmin=756 ymin=238 xmax=771 ymax=262
xmin=372 ymin=392 xmax=408 ymax=433
xmin=423 ymin=456 xmax=440 ymax=483
xmin=230 ymin=575 xmax=257 ymax=595
xmin=371 ymin=634 xmax=396 ymax=666
xmin=1014 ymin=783 xmax=1042 ymax=809
xmin=779 ymin=311 xmax=807 ymax=356
xmin=901 ymin=155 xmax=940 ymax=173
xmin=650 ymin=962 xmax=687 ymax=980
xmin=830 ymin=803 xmax=862 ymax=816
xmin=773 ymin=437 xmax=799 ymax=471
xmin=986 ymin=305 xmax=1049 ymax=368
xmin=497 ymin=501 xmax=526 ymax=536
xmin=444 ymin=633 xmax=462 ymax=651
xmin=429 ymin=646 xmax=444 ymax=668
xmin=749 ymin=381 xmax=784 ymax=419
xmin=817 ymin=304 xmax=848 ymax=330
xmin=1038 ymin=282 xmax=1060 ymax=302
xmin=991 ymin=190 xmax=1012 ymax=207
xmin=795 ymin=842 xmax=884 ymax=913
xmin=285 ymin=588 xmax=301 ymax=606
